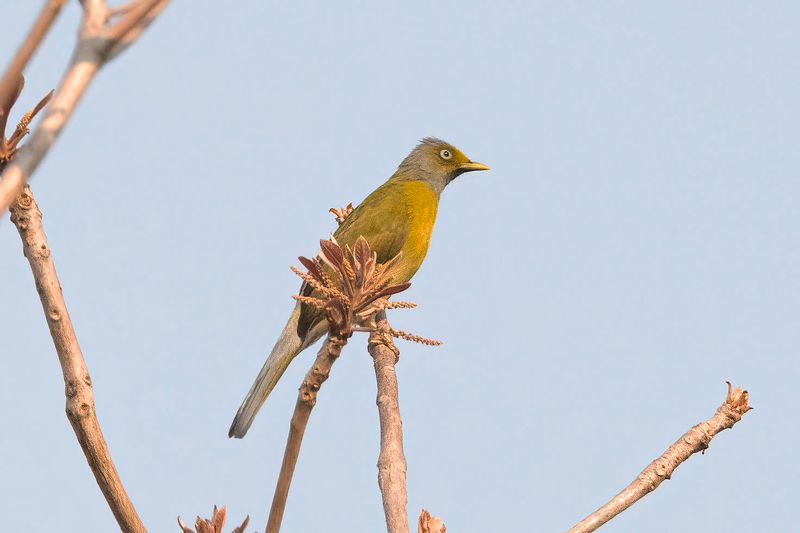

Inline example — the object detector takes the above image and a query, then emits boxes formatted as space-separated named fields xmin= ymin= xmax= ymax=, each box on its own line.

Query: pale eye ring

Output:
xmin=440 ymin=149 xmax=452 ymax=160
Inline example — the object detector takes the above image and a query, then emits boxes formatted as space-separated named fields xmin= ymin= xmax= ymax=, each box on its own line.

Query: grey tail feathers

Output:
xmin=228 ymin=304 xmax=305 ymax=438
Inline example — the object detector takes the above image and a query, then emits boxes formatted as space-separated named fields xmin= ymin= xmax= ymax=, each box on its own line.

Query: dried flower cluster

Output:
xmin=0 ymin=76 xmax=52 ymax=168
xmin=177 ymin=505 xmax=249 ymax=533
xmin=389 ymin=328 xmax=443 ymax=346
xmin=418 ymin=509 xmax=447 ymax=533
xmin=291 ymin=235 xmax=441 ymax=345
xmin=329 ymin=202 xmax=354 ymax=224
xmin=724 ymin=381 xmax=751 ymax=415
xmin=292 ymin=236 xmax=410 ymax=331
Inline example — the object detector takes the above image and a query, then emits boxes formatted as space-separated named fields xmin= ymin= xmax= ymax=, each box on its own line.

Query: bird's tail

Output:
xmin=228 ymin=304 xmax=305 ymax=438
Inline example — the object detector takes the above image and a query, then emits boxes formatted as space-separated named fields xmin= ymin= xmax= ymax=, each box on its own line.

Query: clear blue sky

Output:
xmin=2 ymin=2 xmax=797 ymax=532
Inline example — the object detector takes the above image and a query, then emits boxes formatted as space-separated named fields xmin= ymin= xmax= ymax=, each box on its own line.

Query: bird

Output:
xmin=229 ymin=138 xmax=489 ymax=438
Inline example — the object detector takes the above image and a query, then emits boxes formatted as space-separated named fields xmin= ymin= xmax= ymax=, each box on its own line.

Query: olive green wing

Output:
xmin=296 ymin=180 xmax=410 ymax=338
xmin=332 ymin=181 xmax=410 ymax=262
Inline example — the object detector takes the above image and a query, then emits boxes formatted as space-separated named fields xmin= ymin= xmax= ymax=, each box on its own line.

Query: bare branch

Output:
xmin=265 ymin=335 xmax=348 ymax=533
xmin=0 ymin=0 xmax=67 ymax=136
xmin=0 ymin=51 xmax=100 ymax=212
xmin=370 ymin=313 xmax=409 ymax=533
xmin=566 ymin=383 xmax=752 ymax=533
xmin=0 ymin=0 xmax=170 ymax=214
xmin=9 ymin=187 xmax=146 ymax=533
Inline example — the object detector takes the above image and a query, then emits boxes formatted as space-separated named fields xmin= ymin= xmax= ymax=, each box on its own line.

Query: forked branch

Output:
xmin=266 ymin=235 xmax=426 ymax=533
xmin=0 ymin=0 xmax=170 ymax=214
xmin=566 ymin=383 xmax=752 ymax=533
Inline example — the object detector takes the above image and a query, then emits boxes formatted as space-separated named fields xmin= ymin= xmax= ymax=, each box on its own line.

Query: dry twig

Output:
xmin=0 ymin=0 xmax=170 ymax=214
xmin=566 ymin=382 xmax=752 ymax=533
xmin=178 ymin=505 xmax=250 ymax=533
xmin=10 ymin=186 xmax=146 ymax=533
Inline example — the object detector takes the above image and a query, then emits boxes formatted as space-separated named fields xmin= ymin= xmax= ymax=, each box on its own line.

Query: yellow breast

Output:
xmin=396 ymin=180 xmax=439 ymax=282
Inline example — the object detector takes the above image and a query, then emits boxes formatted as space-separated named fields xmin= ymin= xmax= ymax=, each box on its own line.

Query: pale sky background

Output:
xmin=1 ymin=2 xmax=797 ymax=532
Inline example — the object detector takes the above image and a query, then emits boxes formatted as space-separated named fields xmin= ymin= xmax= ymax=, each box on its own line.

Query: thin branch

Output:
xmin=109 ymin=1 xmax=139 ymax=17
xmin=0 ymin=0 xmax=170 ymax=214
xmin=106 ymin=0 xmax=169 ymax=59
xmin=0 ymin=0 xmax=67 ymax=136
xmin=370 ymin=313 xmax=409 ymax=533
xmin=106 ymin=0 xmax=162 ymax=41
xmin=9 ymin=186 xmax=146 ymax=533
xmin=566 ymin=382 xmax=752 ymax=533
xmin=265 ymin=335 xmax=349 ymax=533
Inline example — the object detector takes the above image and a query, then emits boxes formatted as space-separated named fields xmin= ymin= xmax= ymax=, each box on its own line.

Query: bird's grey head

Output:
xmin=395 ymin=137 xmax=489 ymax=193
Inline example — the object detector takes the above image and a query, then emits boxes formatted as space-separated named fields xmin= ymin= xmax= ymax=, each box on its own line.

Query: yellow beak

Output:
xmin=458 ymin=161 xmax=490 ymax=172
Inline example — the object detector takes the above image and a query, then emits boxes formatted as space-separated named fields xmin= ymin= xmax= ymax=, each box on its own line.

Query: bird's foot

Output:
xmin=368 ymin=328 xmax=400 ymax=362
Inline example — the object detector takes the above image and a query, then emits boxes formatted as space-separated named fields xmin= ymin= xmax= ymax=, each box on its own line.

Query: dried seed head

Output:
xmin=292 ymin=232 xmax=440 ymax=345
xmin=390 ymin=328 xmax=443 ymax=346
xmin=177 ymin=505 xmax=249 ymax=533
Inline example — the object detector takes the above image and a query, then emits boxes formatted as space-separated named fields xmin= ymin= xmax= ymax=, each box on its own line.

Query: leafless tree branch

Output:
xmin=9 ymin=186 xmax=146 ymax=533
xmin=566 ymin=382 xmax=752 ymax=533
xmin=0 ymin=0 xmax=170 ymax=214
xmin=370 ymin=312 xmax=409 ymax=533
xmin=265 ymin=335 xmax=348 ymax=533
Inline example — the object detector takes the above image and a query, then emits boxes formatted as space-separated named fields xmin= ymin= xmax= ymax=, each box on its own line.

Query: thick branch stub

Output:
xmin=566 ymin=383 xmax=751 ymax=533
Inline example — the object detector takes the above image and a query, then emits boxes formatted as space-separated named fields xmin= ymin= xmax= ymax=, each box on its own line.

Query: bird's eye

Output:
xmin=440 ymin=149 xmax=452 ymax=160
